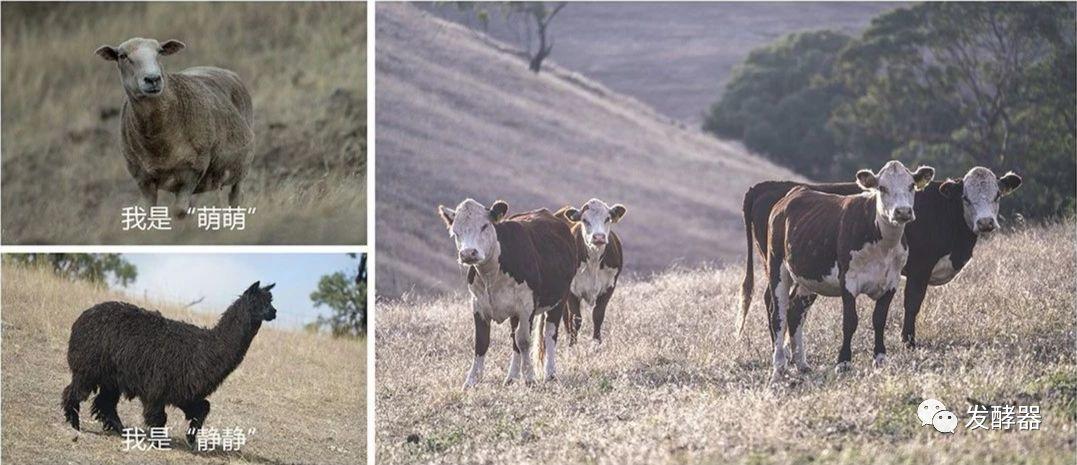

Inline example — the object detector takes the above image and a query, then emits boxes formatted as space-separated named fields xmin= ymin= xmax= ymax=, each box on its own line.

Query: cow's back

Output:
xmin=769 ymin=188 xmax=876 ymax=282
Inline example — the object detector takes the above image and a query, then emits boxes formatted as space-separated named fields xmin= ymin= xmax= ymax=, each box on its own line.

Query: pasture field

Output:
xmin=1 ymin=263 xmax=365 ymax=465
xmin=376 ymin=221 xmax=1076 ymax=465
xmin=0 ymin=2 xmax=366 ymax=245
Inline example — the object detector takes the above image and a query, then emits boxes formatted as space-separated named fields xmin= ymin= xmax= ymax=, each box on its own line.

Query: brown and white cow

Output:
xmin=555 ymin=199 xmax=627 ymax=345
xmin=438 ymin=199 xmax=578 ymax=387
xmin=761 ymin=161 xmax=934 ymax=383
xmin=738 ymin=167 xmax=1023 ymax=349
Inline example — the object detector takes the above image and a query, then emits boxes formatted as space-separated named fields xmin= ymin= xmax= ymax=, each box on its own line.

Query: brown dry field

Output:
xmin=1 ymin=2 xmax=366 ymax=245
xmin=1 ymin=263 xmax=365 ymax=465
xmin=376 ymin=221 xmax=1076 ymax=465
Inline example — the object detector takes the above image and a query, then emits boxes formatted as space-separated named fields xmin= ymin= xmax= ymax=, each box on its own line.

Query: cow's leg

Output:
xmin=563 ymin=294 xmax=582 ymax=346
xmin=787 ymin=290 xmax=815 ymax=374
xmin=515 ymin=315 xmax=536 ymax=384
xmin=769 ymin=262 xmax=793 ymax=384
xmin=836 ymin=290 xmax=859 ymax=373
xmin=763 ymin=286 xmax=776 ymax=344
xmin=592 ymin=288 xmax=613 ymax=344
xmin=505 ymin=316 xmax=522 ymax=385
xmin=901 ymin=275 xmax=930 ymax=349
xmin=872 ymin=288 xmax=896 ymax=369
xmin=543 ymin=306 xmax=563 ymax=381
xmin=465 ymin=311 xmax=491 ymax=388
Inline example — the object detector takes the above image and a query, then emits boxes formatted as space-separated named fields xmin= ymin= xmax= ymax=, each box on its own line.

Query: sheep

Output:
xmin=95 ymin=37 xmax=254 ymax=217
xmin=61 ymin=281 xmax=276 ymax=444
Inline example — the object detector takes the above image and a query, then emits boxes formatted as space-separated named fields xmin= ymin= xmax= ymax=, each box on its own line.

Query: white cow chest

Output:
xmin=469 ymin=270 xmax=538 ymax=324
xmin=844 ymin=239 xmax=908 ymax=299
xmin=570 ymin=248 xmax=618 ymax=304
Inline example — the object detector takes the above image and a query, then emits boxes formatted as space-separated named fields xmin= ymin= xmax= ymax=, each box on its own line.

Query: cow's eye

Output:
xmin=962 ymin=196 xmax=972 ymax=204
xmin=480 ymin=224 xmax=489 ymax=232
xmin=582 ymin=219 xmax=590 ymax=226
xmin=604 ymin=217 xmax=611 ymax=223
xmin=908 ymin=183 xmax=914 ymax=191
xmin=879 ymin=186 xmax=889 ymax=194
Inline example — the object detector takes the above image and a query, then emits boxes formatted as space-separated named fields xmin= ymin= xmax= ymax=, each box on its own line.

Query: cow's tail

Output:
xmin=737 ymin=186 xmax=757 ymax=337
xmin=535 ymin=311 xmax=548 ymax=372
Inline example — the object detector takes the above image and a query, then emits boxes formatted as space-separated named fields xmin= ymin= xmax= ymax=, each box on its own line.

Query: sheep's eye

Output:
xmin=118 ymin=53 xmax=128 ymax=60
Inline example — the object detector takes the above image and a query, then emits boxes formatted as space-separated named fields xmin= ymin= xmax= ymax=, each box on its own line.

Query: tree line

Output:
xmin=705 ymin=2 xmax=1075 ymax=218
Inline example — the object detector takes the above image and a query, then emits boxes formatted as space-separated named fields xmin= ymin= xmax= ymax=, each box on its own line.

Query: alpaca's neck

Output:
xmin=200 ymin=304 xmax=261 ymax=393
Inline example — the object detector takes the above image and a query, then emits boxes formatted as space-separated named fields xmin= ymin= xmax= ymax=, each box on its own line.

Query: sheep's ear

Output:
xmin=855 ymin=169 xmax=878 ymax=190
xmin=262 ymin=283 xmax=276 ymax=292
xmin=489 ymin=200 xmax=509 ymax=223
xmin=998 ymin=172 xmax=1022 ymax=196
xmin=610 ymin=204 xmax=627 ymax=223
xmin=95 ymin=45 xmax=119 ymax=61
xmin=939 ymin=179 xmax=963 ymax=199
xmin=437 ymin=205 xmax=456 ymax=228
xmin=912 ymin=166 xmax=935 ymax=191
xmin=159 ymin=40 xmax=185 ymax=56
xmin=246 ymin=281 xmax=261 ymax=294
xmin=564 ymin=207 xmax=581 ymax=222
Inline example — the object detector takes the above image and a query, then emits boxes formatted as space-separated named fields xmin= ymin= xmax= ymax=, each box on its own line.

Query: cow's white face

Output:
xmin=564 ymin=198 xmax=626 ymax=249
xmin=438 ymin=199 xmax=508 ymax=265
xmin=856 ymin=160 xmax=934 ymax=227
xmin=941 ymin=167 xmax=1022 ymax=235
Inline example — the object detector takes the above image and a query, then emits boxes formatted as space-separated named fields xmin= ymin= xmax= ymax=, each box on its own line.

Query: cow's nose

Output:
xmin=459 ymin=248 xmax=480 ymax=264
xmin=976 ymin=218 xmax=998 ymax=233
xmin=144 ymin=75 xmax=161 ymax=86
xmin=893 ymin=207 xmax=914 ymax=222
xmin=591 ymin=233 xmax=607 ymax=245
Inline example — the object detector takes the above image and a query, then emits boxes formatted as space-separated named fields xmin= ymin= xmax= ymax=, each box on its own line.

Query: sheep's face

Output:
xmin=95 ymin=38 xmax=185 ymax=99
xmin=243 ymin=281 xmax=278 ymax=322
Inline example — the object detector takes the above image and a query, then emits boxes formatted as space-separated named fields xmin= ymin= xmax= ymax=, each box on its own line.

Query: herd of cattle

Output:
xmin=437 ymin=163 xmax=1021 ymax=387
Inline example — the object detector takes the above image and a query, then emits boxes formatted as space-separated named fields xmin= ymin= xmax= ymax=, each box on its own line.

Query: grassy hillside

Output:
xmin=375 ymin=3 xmax=802 ymax=296
xmin=1 ymin=263 xmax=365 ymax=465
xmin=426 ymin=2 xmax=897 ymax=126
xmin=1 ymin=3 xmax=366 ymax=245
xmin=376 ymin=221 xmax=1076 ymax=465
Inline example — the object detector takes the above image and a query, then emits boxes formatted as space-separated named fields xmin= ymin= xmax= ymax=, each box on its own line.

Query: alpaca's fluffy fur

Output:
xmin=61 ymin=281 xmax=276 ymax=444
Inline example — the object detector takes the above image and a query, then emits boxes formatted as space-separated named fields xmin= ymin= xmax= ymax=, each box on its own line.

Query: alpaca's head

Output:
xmin=242 ymin=281 xmax=277 ymax=322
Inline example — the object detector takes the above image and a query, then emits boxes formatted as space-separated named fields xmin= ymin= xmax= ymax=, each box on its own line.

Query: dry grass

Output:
xmin=1 ymin=262 xmax=365 ymax=464
xmin=376 ymin=221 xmax=1076 ymax=465
xmin=1 ymin=2 xmax=366 ymax=245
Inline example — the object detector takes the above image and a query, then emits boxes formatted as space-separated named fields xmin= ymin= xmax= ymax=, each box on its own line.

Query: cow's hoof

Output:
xmin=872 ymin=354 xmax=887 ymax=369
xmin=545 ymin=374 xmax=557 ymax=382
xmin=795 ymin=363 xmax=814 ymax=374
xmin=462 ymin=379 xmax=479 ymax=390
xmin=503 ymin=377 xmax=517 ymax=386
xmin=769 ymin=367 xmax=786 ymax=385
xmin=903 ymin=339 xmax=917 ymax=350
xmin=834 ymin=362 xmax=852 ymax=374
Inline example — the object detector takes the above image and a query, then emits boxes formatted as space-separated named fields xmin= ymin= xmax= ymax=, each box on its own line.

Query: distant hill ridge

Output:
xmin=375 ymin=3 xmax=803 ymax=296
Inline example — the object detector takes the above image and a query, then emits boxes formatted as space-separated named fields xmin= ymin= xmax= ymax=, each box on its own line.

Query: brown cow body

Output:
xmin=439 ymin=200 xmax=577 ymax=387
xmin=758 ymin=161 xmax=934 ymax=383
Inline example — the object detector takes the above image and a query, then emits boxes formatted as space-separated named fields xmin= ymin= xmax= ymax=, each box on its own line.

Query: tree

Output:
xmin=449 ymin=2 xmax=567 ymax=73
xmin=703 ymin=31 xmax=853 ymax=179
xmin=309 ymin=253 xmax=367 ymax=338
xmin=830 ymin=3 xmax=1076 ymax=215
xmin=5 ymin=254 xmax=137 ymax=287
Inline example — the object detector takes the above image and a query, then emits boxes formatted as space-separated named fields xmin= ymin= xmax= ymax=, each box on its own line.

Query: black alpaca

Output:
xmin=61 ymin=281 xmax=276 ymax=444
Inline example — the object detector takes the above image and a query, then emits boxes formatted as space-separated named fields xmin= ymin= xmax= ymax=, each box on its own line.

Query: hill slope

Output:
xmin=1 ymin=264 xmax=365 ymax=465
xmin=376 ymin=222 xmax=1076 ymax=465
xmin=425 ymin=2 xmax=897 ymax=125
xmin=375 ymin=3 xmax=802 ymax=296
